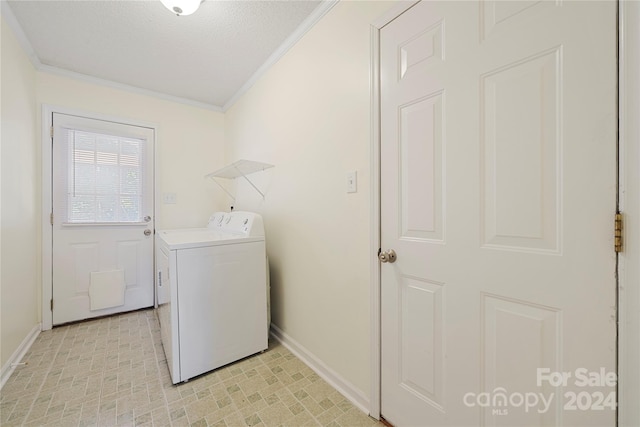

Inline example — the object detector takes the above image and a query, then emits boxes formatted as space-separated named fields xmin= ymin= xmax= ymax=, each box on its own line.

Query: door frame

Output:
xmin=41 ymin=104 xmax=158 ymax=331
xmin=617 ymin=1 xmax=640 ymax=425
xmin=368 ymin=1 xmax=640 ymax=424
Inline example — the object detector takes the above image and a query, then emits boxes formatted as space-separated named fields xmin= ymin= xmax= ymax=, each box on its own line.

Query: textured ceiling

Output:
xmin=6 ymin=0 xmax=324 ymax=109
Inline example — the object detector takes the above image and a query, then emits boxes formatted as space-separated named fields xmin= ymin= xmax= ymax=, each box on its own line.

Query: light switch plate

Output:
xmin=346 ymin=171 xmax=357 ymax=193
xmin=163 ymin=193 xmax=177 ymax=204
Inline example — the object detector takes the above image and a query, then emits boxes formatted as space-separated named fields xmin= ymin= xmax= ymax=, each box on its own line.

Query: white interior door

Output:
xmin=380 ymin=1 xmax=617 ymax=426
xmin=52 ymin=113 xmax=155 ymax=325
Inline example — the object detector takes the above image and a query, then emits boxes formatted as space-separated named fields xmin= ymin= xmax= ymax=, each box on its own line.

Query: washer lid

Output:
xmin=157 ymin=228 xmax=264 ymax=250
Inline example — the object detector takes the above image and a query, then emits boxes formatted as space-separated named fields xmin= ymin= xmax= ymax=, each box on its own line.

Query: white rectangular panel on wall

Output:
xmin=481 ymin=48 xmax=561 ymax=253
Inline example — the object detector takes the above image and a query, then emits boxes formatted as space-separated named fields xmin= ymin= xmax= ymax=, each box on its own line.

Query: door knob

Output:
xmin=144 ymin=229 xmax=152 ymax=236
xmin=379 ymin=249 xmax=397 ymax=263
xmin=144 ymin=215 xmax=152 ymax=222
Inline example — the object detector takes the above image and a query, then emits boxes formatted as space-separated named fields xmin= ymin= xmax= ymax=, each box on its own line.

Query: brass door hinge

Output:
xmin=615 ymin=213 xmax=623 ymax=253
xmin=50 ymin=212 xmax=54 ymax=225
xmin=50 ymin=126 xmax=54 ymax=138
xmin=50 ymin=299 xmax=53 ymax=311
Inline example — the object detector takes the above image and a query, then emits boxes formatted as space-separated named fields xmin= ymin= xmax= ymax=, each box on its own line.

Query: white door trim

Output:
xmin=368 ymin=1 xmax=419 ymax=419
xmin=41 ymin=104 xmax=158 ymax=331
xmin=617 ymin=1 xmax=640 ymax=425
xmin=369 ymin=2 xmax=639 ymax=425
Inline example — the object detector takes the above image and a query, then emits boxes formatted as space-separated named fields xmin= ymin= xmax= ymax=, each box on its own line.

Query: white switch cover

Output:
xmin=163 ymin=193 xmax=177 ymax=204
xmin=346 ymin=171 xmax=357 ymax=193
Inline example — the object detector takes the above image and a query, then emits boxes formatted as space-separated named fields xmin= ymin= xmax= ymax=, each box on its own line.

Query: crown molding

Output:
xmin=1 ymin=0 xmax=42 ymax=68
xmin=38 ymin=64 xmax=223 ymax=112
xmin=1 ymin=0 xmax=222 ymax=111
xmin=222 ymin=0 xmax=339 ymax=112
xmin=1 ymin=0 xmax=337 ymax=113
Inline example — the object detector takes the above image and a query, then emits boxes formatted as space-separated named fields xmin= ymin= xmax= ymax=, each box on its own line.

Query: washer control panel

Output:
xmin=207 ymin=211 xmax=264 ymax=237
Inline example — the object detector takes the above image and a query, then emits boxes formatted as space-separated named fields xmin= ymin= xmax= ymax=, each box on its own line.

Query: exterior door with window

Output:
xmin=51 ymin=113 xmax=154 ymax=325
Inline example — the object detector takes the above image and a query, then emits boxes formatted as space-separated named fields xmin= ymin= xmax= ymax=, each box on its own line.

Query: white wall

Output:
xmin=1 ymin=16 xmax=40 ymax=368
xmin=225 ymin=1 xmax=395 ymax=400
xmin=37 ymin=73 xmax=226 ymax=230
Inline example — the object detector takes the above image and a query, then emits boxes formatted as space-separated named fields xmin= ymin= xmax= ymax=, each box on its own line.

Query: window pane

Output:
xmin=121 ymin=167 xmax=140 ymax=195
xmin=95 ymin=165 xmax=119 ymax=195
xmin=96 ymin=195 xmax=118 ymax=222
xmin=70 ymin=195 xmax=96 ymax=222
xmin=120 ymin=195 xmax=141 ymax=222
xmin=74 ymin=131 xmax=95 ymax=151
xmin=66 ymin=129 xmax=145 ymax=223
xmin=74 ymin=163 xmax=95 ymax=194
xmin=121 ymin=138 xmax=141 ymax=157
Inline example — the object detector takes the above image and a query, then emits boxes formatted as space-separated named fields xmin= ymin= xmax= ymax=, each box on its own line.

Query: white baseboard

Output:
xmin=269 ymin=324 xmax=370 ymax=415
xmin=0 ymin=324 xmax=41 ymax=390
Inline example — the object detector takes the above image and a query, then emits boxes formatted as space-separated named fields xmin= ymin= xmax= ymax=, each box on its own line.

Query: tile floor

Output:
xmin=0 ymin=309 xmax=381 ymax=427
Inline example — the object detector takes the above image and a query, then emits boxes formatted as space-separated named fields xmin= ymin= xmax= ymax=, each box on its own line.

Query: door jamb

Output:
xmin=617 ymin=1 xmax=640 ymax=425
xmin=40 ymin=105 xmax=157 ymax=330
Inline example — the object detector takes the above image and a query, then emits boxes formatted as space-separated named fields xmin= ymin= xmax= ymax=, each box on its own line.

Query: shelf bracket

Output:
xmin=205 ymin=159 xmax=273 ymax=202
xmin=209 ymin=177 xmax=236 ymax=202
xmin=235 ymin=165 xmax=266 ymax=199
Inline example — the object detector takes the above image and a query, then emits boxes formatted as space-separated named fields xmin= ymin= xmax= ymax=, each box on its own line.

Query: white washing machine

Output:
xmin=155 ymin=211 xmax=268 ymax=384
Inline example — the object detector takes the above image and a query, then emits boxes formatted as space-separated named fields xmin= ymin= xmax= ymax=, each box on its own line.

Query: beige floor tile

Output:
xmin=283 ymin=410 xmax=322 ymax=427
xmin=222 ymin=411 xmax=246 ymax=427
xmin=315 ymin=405 xmax=346 ymax=426
xmin=204 ymin=404 xmax=237 ymax=425
xmin=184 ymin=395 xmax=218 ymax=422
xmin=190 ymin=417 xmax=209 ymax=427
xmin=335 ymin=408 xmax=380 ymax=427
xmin=257 ymin=401 xmax=295 ymax=425
xmin=0 ymin=309 xmax=383 ymax=427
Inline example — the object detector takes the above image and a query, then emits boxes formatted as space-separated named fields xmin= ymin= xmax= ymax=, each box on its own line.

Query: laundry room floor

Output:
xmin=0 ymin=309 xmax=381 ymax=427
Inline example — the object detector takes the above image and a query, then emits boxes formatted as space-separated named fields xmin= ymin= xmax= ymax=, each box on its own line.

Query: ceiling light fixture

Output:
xmin=160 ymin=0 xmax=202 ymax=16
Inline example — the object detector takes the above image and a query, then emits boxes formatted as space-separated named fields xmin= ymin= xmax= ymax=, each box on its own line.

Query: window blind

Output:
xmin=60 ymin=127 xmax=147 ymax=223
